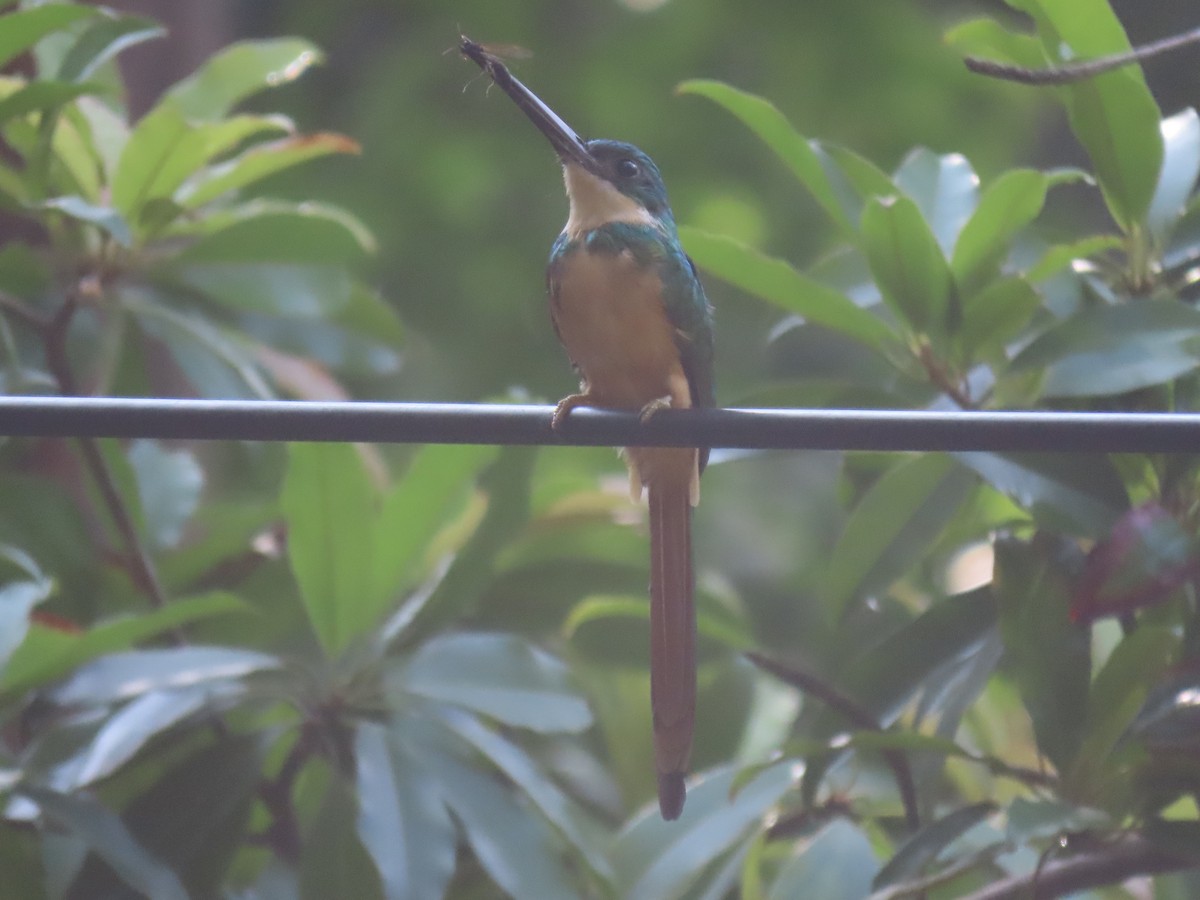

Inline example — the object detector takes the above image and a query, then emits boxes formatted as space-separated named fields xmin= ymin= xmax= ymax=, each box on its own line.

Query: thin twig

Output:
xmin=965 ymin=26 xmax=1200 ymax=86
xmin=746 ymin=651 xmax=921 ymax=833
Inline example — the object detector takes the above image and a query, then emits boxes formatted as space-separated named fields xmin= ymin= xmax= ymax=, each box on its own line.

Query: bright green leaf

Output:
xmin=952 ymin=169 xmax=1049 ymax=291
xmin=0 ymin=81 xmax=103 ymax=126
xmin=175 ymin=204 xmax=373 ymax=264
xmin=893 ymin=148 xmax=979 ymax=256
xmin=56 ymin=13 xmax=164 ymax=83
xmin=679 ymin=226 xmax=895 ymax=349
xmin=111 ymin=103 xmax=191 ymax=219
xmin=958 ymin=276 xmax=1041 ymax=361
xmin=0 ymin=5 xmax=97 ymax=72
xmin=943 ymin=17 xmax=1046 ymax=73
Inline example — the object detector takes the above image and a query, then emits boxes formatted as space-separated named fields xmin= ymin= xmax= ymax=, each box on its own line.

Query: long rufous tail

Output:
xmin=648 ymin=477 xmax=696 ymax=820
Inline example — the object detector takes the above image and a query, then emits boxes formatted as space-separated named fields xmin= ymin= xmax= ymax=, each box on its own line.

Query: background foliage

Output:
xmin=1 ymin=0 xmax=1200 ymax=897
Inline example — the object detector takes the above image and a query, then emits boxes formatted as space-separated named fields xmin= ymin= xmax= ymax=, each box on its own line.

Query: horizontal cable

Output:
xmin=3 ymin=396 xmax=1200 ymax=454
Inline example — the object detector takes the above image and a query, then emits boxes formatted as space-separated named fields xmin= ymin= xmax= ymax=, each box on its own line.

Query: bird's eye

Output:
xmin=615 ymin=158 xmax=640 ymax=178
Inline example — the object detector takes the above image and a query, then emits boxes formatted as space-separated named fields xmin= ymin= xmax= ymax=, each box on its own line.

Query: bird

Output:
xmin=461 ymin=38 xmax=715 ymax=820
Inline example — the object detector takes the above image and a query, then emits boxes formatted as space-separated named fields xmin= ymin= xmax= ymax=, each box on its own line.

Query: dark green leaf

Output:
xmin=0 ymin=592 xmax=245 ymax=697
xmin=0 ymin=5 xmax=96 ymax=71
xmin=21 ymin=787 xmax=188 ymax=900
xmin=1147 ymin=107 xmax=1200 ymax=245
xmin=893 ymin=148 xmax=979 ymax=256
xmin=954 ymin=453 xmax=1127 ymax=537
xmin=992 ymin=537 xmax=1090 ymax=772
xmin=860 ymin=194 xmax=954 ymax=336
xmin=679 ymin=226 xmax=895 ymax=349
xmin=677 ymin=80 xmax=853 ymax=236
xmin=38 ymin=195 xmax=131 ymax=246
xmin=943 ymin=17 xmax=1046 ymax=74
xmin=399 ymin=632 xmax=590 ymax=733
xmin=354 ymin=723 xmax=456 ymax=900
xmin=768 ymin=819 xmax=878 ymax=900
xmin=175 ymin=205 xmax=374 ymax=264
xmin=1009 ymin=0 xmax=1163 ymax=230
xmin=958 ymin=277 xmax=1041 ymax=362
xmin=280 ymin=442 xmax=377 ymax=656
xmin=826 ymin=454 xmax=977 ymax=619
xmin=873 ymin=802 xmax=995 ymax=890
xmin=56 ymin=13 xmax=163 ymax=82
xmin=815 ymin=143 xmax=899 ymax=212
xmin=1005 ymin=796 xmax=1112 ymax=843
xmin=0 ymin=81 xmax=102 ymax=126
xmin=49 ymin=645 xmax=278 ymax=705
xmin=164 ymin=38 xmax=324 ymax=122
xmin=952 ymin=170 xmax=1049 ymax=291
xmin=1008 ymin=300 xmax=1200 ymax=398
xmin=127 ymin=439 xmax=204 ymax=549
xmin=611 ymin=763 xmax=796 ymax=899
xmin=300 ymin=776 xmax=384 ymax=900
xmin=174 ymin=262 xmax=353 ymax=318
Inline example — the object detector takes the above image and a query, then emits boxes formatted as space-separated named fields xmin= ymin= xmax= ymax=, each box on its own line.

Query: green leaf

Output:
xmin=0 ymin=5 xmax=96 ymax=72
xmin=677 ymin=79 xmax=853 ymax=236
xmin=679 ymin=226 xmax=895 ymax=349
xmin=164 ymin=38 xmax=324 ymax=122
xmin=952 ymin=170 xmax=1049 ymax=291
xmin=21 ymin=787 xmax=188 ymax=900
xmin=992 ymin=537 xmax=1091 ymax=772
xmin=826 ymin=454 xmax=977 ymax=619
xmin=127 ymin=440 xmax=204 ymax=550
xmin=111 ymin=104 xmax=191 ymax=220
xmin=1147 ymin=107 xmax=1200 ymax=246
xmin=50 ymin=645 xmax=279 ymax=705
xmin=943 ymin=17 xmax=1046 ymax=73
xmin=893 ymin=148 xmax=979 ymax=256
xmin=280 ymin=442 xmax=377 ymax=656
xmin=354 ymin=723 xmax=456 ymax=900
xmin=872 ymin=802 xmax=995 ymax=890
xmin=958 ymin=276 xmax=1041 ymax=361
xmin=38 ymin=195 xmax=131 ymax=246
xmin=1010 ymin=0 xmax=1163 ymax=230
xmin=1005 ymin=796 xmax=1112 ymax=843
xmin=612 ymin=763 xmax=797 ymax=899
xmin=300 ymin=776 xmax=385 ymax=900
xmin=814 ymin=143 xmax=899 ymax=214
xmin=768 ymin=819 xmax=878 ymax=900
xmin=0 ymin=81 xmax=103 ymax=126
xmin=173 ymin=262 xmax=353 ymax=318
xmin=371 ymin=444 xmax=497 ymax=608
xmin=0 ymin=591 xmax=246 ymax=697
xmin=175 ymin=204 xmax=374 ymax=263
xmin=177 ymin=132 xmax=360 ymax=210
xmin=954 ymin=453 xmax=1126 ymax=537
xmin=860 ymin=194 xmax=954 ymax=336
xmin=0 ymin=579 xmax=51 ymax=673
xmin=55 ymin=13 xmax=163 ymax=83
xmin=399 ymin=632 xmax=591 ymax=732
xmin=1008 ymin=300 xmax=1200 ymax=398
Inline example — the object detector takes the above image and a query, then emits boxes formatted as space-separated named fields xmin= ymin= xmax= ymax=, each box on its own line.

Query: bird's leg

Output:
xmin=639 ymin=394 xmax=673 ymax=422
xmin=551 ymin=390 xmax=597 ymax=430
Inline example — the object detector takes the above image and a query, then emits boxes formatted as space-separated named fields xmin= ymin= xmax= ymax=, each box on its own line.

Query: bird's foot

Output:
xmin=639 ymin=395 xmax=673 ymax=423
xmin=552 ymin=392 xmax=593 ymax=431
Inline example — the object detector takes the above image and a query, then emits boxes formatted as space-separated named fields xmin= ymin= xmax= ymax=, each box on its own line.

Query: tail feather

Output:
xmin=648 ymin=478 xmax=696 ymax=821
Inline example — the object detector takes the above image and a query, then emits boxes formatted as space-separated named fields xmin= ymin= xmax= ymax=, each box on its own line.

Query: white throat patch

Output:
xmin=563 ymin=163 xmax=657 ymax=240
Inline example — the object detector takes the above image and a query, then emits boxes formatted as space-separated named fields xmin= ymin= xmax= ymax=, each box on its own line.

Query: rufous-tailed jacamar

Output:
xmin=461 ymin=38 xmax=715 ymax=821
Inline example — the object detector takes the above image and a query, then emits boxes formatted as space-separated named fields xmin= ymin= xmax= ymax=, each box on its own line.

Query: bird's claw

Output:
xmin=552 ymin=393 xmax=589 ymax=431
xmin=639 ymin=395 xmax=673 ymax=423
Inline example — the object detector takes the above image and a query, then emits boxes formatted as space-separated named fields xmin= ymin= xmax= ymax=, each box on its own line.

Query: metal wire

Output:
xmin=2 ymin=395 xmax=1200 ymax=453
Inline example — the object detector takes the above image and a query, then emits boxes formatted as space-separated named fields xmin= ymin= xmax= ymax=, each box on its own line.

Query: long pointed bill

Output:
xmin=460 ymin=36 xmax=597 ymax=173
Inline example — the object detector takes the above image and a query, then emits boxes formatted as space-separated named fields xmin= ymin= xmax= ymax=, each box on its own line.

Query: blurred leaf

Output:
xmin=954 ymin=452 xmax=1126 ymax=537
xmin=1147 ymin=108 xmax=1200 ymax=246
xmin=0 ymin=81 xmax=102 ymax=126
xmin=943 ymin=17 xmax=1046 ymax=73
xmin=354 ymin=722 xmax=456 ymax=900
xmin=677 ymin=79 xmax=853 ymax=236
xmin=768 ymin=819 xmax=878 ymax=900
xmin=0 ymin=5 xmax=96 ymax=71
xmin=165 ymin=38 xmax=324 ymax=122
xmin=0 ymin=577 xmax=51 ymax=673
xmin=958 ymin=276 xmax=1041 ymax=361
xmin=815 ymin=143 xmax=899 ymax=213
xmin=175 ymin=204 xmax=374 ymax=263
xmin=371 ymin=444 xmax=496 ymax=606
xmin=872 ymin=802 xmax=994 ymax=891
xmin=993 ymin=537 xmax=1090 ymax=772
xmin=21 ymin=786 xmax=188 ymax=900
xmin=399 ymin=632 xmax=591 ymax=733
xmin=1009 ymin=0 xmax=1163 ymax=230
xmin=174 ymin=262 xmax=352 ymax=318
xmin=112 ymin=103 xmax=190 ymax=220
xmin=177 ymin=132 xmax=359 ymax=210
xmin=1131 ymin=669 xmax=1200 ymax=749
xmin=860 ymin=194 xmax=954 ymax=337
xmin=38 ymin=195 xmax=131 ymax=246
xmin=1008 ymin=300 xmax=1200 ymax=398
xmin=612 ymin=763 xmax=796 ymax=900
xmin=565 ymin=592 xmax=754 ymax=659
xmin=281 ymin=442 xmax=377 ymax=656
xmin=127 ymin=440 xmax=204 ymax=550
xmin=680 ymin=226 xmax=895 ymax=349
xmin=893 ymin=148 xmax=978 ymax=256
xmin=300 ymin=775 xmax=383 ymax=900
xmin=826 ymin=454 xmax=976 ymax=619
xmin=1005 ymin=795 xmax=1112 ymax=843
xmin=424 ymin=751 xmax=579 ymax=899
xmin=50 ymin=644 xmax=278 ymax=705
xmin=0 ymin=591 xmax=245 ymax=697
xmin=1026 ymin=234 xmax=1124 ymax=282
xmin=440 ymin=709 xmax=613 ymax=880
xmin=952 ymin=169 xmax=1049 ymax=291
xmin=56 ymin=13 xmax=163 ymax=82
